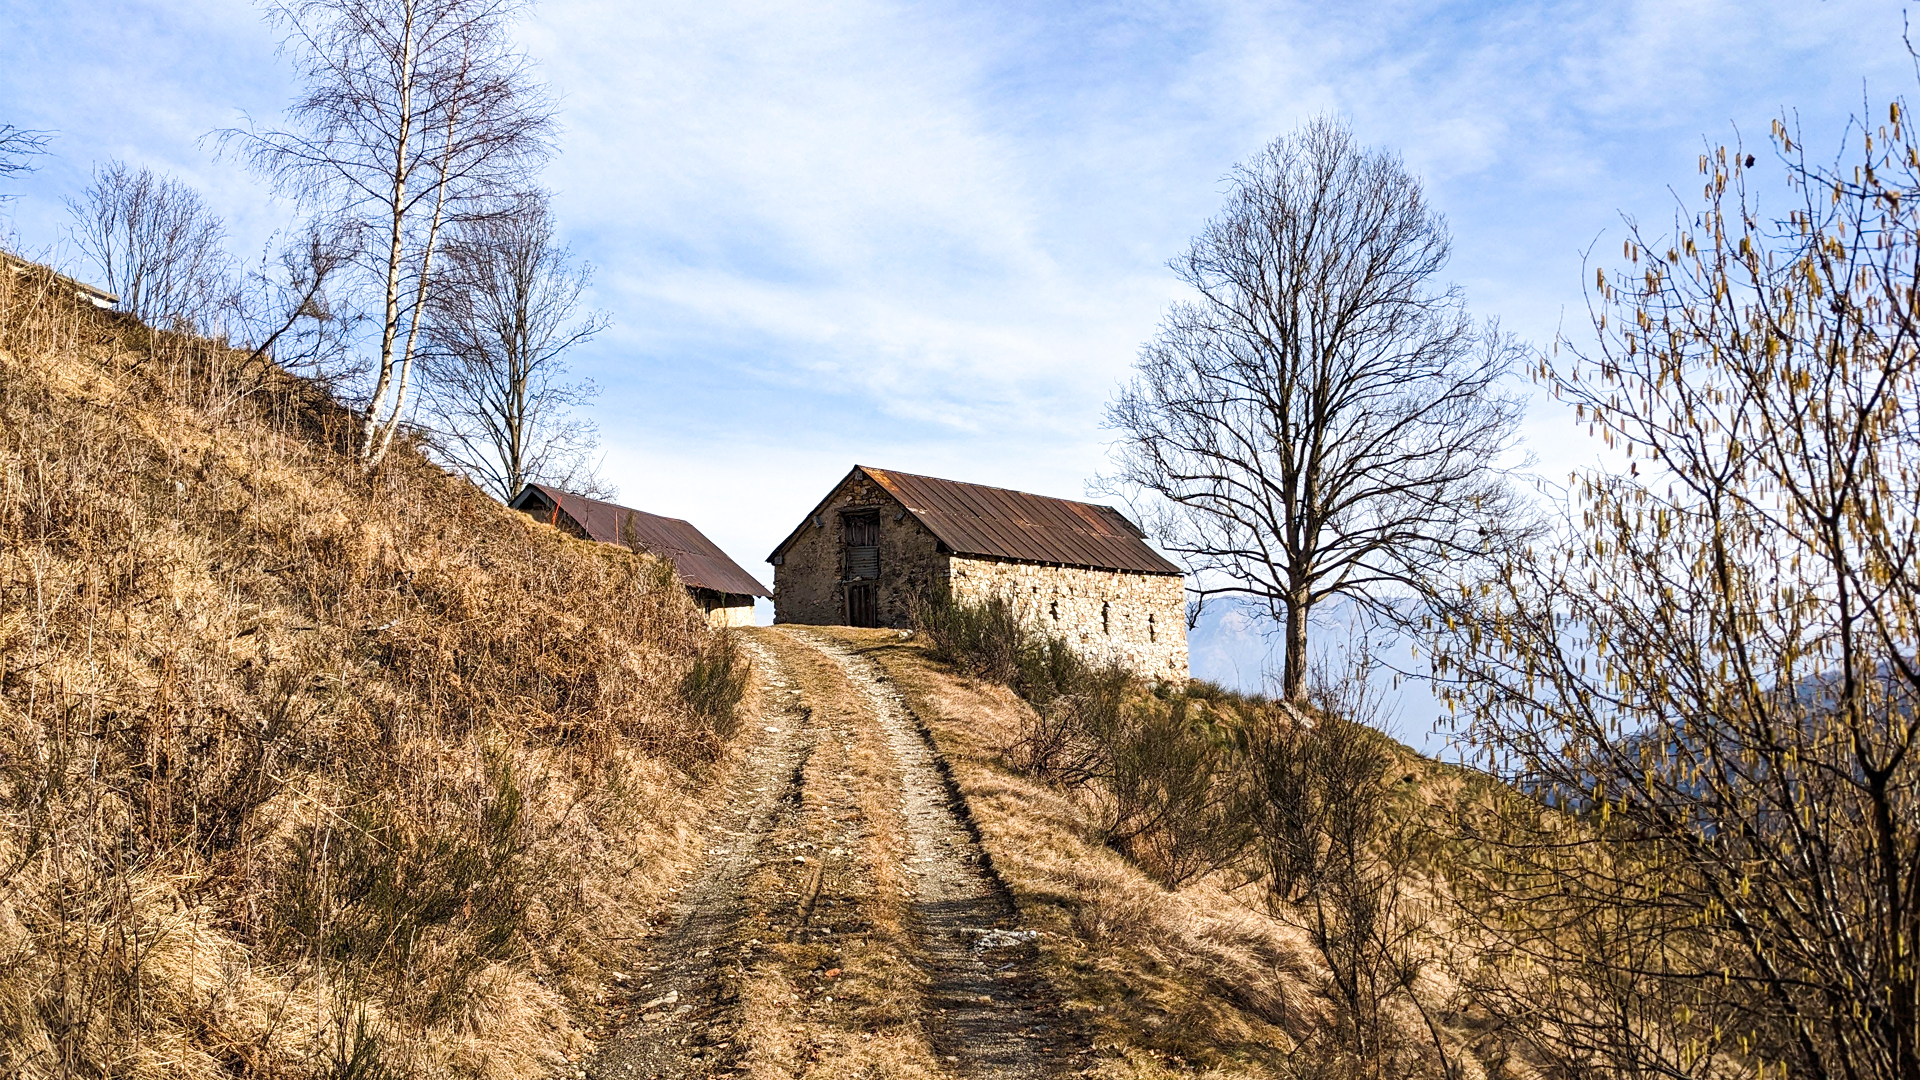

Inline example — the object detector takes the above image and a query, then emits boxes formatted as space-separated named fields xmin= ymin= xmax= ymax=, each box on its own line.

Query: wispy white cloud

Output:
xmin=2 ymin=0 xmax=1911 ymax=608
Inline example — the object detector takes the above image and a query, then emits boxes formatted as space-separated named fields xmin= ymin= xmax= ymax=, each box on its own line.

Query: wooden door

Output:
xmin=843 ymin=511 xmax=881 ymax=580
xmin=843 ymin=511 xmax=881 ymax=626
xmin=846 ymin=583 xmax=879 ymax=627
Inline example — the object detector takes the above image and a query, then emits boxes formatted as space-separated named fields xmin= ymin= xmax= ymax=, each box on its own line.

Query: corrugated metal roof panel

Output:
xmin=514 ymin=484 xmax=772 ymax=598
xmin=860 ymin=467 xmax=1183 ymax=576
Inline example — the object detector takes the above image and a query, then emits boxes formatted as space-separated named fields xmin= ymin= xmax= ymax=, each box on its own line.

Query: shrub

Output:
xmin=912 ymin=587 xmax=1250 ymax=888
xmin=682 ymin=629 xmax=752 ymax=743
xmin=1103 ymin=689 xmax=1254 ymax=888
xmin=275 ymin=746 xmax=543 ymax=1026
xmin=908 ymin=587 xmax=1028 ymax=683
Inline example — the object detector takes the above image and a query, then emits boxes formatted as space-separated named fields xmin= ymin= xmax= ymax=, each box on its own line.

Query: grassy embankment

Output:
xmin=855 ymin=598 xmax=1519 ymax=1080
xmin=0 ymin=259 xmax=753 ymax=1079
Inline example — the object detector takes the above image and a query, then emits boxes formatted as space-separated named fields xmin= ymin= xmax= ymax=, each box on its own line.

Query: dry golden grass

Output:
xmin=862 ymin=643 xmax=1304 ymax=1075
xmin=729 ymin=630 xmax=945 ymax=1080
xmin=0 ymin=260 xmax=749 ymax=1079
xmin=854 ymin=634 xmax=1505 ymax=1080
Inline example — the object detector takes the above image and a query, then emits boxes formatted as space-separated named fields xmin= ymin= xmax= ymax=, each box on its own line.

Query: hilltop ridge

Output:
xmin=0 ymin=258 xmax=751 ymax=1078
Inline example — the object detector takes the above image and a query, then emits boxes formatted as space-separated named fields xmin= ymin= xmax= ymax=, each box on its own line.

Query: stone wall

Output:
xmin=694 ymin=590 xmax=757 ymax=628
xmin=946 ymin=555 xmax=1189 ymax=680
xmin=771 ymin=471 xmax=946 ymax=629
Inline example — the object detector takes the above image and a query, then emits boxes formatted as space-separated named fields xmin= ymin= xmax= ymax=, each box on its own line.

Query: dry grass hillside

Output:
xmin=849 ymin=622 xmax=1522 ymax=1080
xmin=0 ymin=260 xmax=753 ymax=1079
xmin=0 ymin=256 xmax=1542 ymax=1080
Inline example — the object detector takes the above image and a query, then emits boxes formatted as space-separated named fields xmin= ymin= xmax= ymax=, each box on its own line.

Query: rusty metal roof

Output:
xmin=770 ymin=466 xmax=1183 ymax=576
xmin=513 ymin=484 xmax=771 ymax=598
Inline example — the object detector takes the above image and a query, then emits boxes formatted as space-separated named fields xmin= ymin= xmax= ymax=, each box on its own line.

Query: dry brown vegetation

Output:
xmin=0 ymin=260 xmax=751 ymax=1079
xmin=855 ymin=628 xmax=1508 ymax=1080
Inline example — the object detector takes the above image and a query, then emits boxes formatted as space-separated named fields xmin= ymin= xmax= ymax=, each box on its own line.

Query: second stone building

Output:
xmin=767 ymin=465 xmax=1188 ymax=679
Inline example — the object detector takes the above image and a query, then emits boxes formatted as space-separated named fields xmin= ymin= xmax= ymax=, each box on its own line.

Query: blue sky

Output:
xmin=3 ymin=0 xmax=1911 ymax=747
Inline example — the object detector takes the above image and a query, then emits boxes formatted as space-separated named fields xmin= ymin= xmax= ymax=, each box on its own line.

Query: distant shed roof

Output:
xmin=1 ymin=251 xmax=118 ymax=308
xmin=512 ymin=484 xmax=771 ymax=598
xmin=772 ymin=466 xmax=1184 ymax=577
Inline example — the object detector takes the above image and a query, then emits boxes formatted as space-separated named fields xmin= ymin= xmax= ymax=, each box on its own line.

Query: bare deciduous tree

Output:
xmin=1435 ymin=101 xmax=1920 ymax=1080
xmin=67 ymin=161 xmax=233 ymax=331
xmin=422 ymin=192 xmax=609 ymax=501
xmin=1104 ymin=117 xmax=1529 ymax=701
xmin=227 ymin=0 xmax=556 ymax=469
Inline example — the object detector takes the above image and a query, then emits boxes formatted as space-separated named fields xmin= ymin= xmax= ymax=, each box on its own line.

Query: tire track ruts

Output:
xmin=796 ymin=629 xmax=1086 ymax=1079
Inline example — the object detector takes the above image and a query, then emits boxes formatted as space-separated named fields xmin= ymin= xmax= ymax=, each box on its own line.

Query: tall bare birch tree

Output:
xmin=1104 ymin=117 xmax=1529 ymax=700
xmin=1434 ymin=104 xmax=1920 ymax=1080
xmin=422 ymin=192 xmax=609 ymax=500
xmin=228 ymin=0 xmax=554 ymax=468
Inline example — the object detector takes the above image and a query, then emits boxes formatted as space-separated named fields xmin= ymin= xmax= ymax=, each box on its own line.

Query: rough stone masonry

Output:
xmin=767 ymin=465 xmax=1188 ymax=680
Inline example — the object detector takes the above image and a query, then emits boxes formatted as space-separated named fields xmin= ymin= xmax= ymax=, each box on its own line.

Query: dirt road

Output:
xmin=588 ymin=627 xmax=1082 ymax=1080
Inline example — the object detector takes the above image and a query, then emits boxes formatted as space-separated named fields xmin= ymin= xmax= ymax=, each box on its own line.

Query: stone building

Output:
xmin=767 ymin=465 xmax=1188 ymax=678
xmin=510 ymin=484 xmax=770 ymax=627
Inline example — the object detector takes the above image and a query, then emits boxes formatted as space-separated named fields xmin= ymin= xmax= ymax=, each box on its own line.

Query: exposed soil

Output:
xmin=588 ymin=627 xmax=1085 ymax=1080
xmin=798 ymin=630 xmax=1082 ymax=1077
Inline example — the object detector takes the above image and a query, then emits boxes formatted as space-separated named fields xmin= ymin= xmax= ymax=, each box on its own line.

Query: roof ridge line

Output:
xmin=861 ymin=464 xmax=1122 ymax=512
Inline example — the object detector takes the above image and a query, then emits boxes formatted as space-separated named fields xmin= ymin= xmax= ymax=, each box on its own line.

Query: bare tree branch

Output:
xmin=231 ymin=217 xmax=365 ymax=379
xmin=0 ymin=125 xmax=50 ymax=189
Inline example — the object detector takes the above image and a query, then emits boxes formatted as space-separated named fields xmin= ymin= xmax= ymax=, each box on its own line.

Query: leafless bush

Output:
xmin=66 ymin=160 xmax=234 ymax=331
xmin=996 ymin=629 xmax=1130 ymax=790
xmin=1002 ymin=640 xmax=1128 ymax=784
xmin=1235 ymin=662 xmax=1456 ymax=1078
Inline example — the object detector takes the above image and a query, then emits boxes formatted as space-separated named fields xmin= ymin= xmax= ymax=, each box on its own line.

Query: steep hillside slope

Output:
xmin=0 ymin=262 xmax=753 ymax=1078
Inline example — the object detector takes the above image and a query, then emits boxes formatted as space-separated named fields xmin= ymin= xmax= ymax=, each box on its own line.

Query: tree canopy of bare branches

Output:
xmin=67 ymin=161 xmax=233 ymax=331
xmin=0 ymin=125 xmax=50 ymax=187
xmin=227 ymin=0 xmax=556 ymax=469
xmin=422 ymin=193 xmax=609 ymax=501
xmin=1104 ymin=117 xmax=1529 ymax=700
xmin=1434 ymin=103 xmax=1920 ymax=1080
